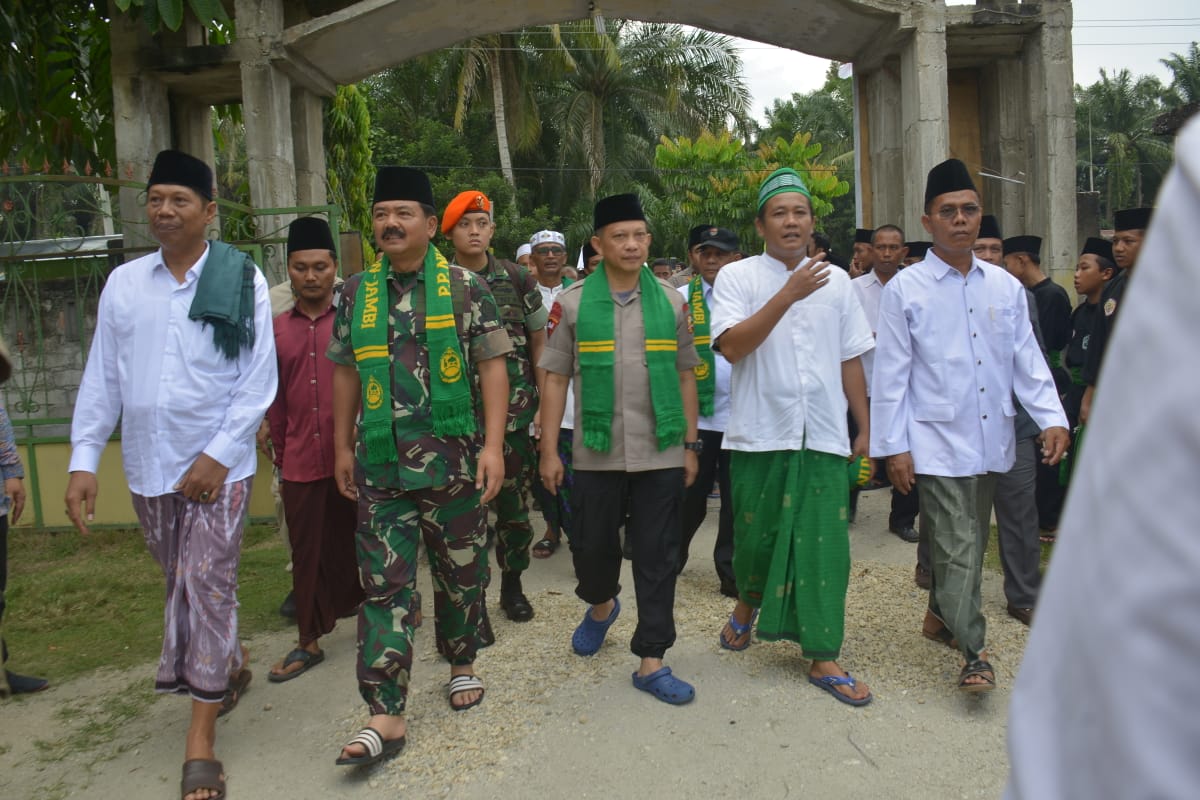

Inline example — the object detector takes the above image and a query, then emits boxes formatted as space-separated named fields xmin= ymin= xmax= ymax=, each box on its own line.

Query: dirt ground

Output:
xmin=1 ymin=489 xmax=1026 ymax=799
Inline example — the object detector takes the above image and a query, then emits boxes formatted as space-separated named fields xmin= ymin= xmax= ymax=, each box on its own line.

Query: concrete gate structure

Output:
xmin=110 ymin=0 xmax=1076 ymax=274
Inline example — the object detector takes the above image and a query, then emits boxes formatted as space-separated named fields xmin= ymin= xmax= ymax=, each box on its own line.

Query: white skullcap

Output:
xmin=529 ymin=230 xmax=566 ymax=247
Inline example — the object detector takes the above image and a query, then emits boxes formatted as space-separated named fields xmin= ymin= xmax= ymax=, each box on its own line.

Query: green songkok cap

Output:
xmin=757 ymin=167 xmax=811 ymax=211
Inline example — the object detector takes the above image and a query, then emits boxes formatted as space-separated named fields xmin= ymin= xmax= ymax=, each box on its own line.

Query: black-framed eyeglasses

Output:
xmin=534 ymin=246 xmax=566 ymax=255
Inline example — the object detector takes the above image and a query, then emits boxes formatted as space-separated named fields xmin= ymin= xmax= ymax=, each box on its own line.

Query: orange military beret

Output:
xmin=441 ymin=191 xmax=491 ymax=234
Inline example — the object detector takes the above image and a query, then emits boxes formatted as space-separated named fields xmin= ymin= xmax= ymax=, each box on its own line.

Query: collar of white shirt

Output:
xmin=923 ymin=248 xmax=985 ymax=281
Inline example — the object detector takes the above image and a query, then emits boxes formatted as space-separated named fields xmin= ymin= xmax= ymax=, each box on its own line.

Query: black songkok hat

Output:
xmin=1002 ymin=235 xmax=1042 ymax=258
xmin=1080 ymin=236 xmax=1114 ymax=263
xmin=594 ymin=193 xmax=646 ymax=231
xmin=696 ymin=226 xmax=740 ymax=252
xmin=582 ymin=240 xmax=598 ymax=263
xmin=1113 ymin=207 xmax=1153 ymax=231
xmin=148 ymin=149 xmax=214 ymax=201
xmin=905 ymin=241 xmax=932 ymax=259
xmin=978 ymin=214 xmax=1003 ymax=241
xmin=373 ymin=166 xmax=434 ymax=208
xmin=687 ymin=224 xmax=711 ymax=250
xmin=287 ymin=216 xmax=336 ymax=256
xmin=924 ymin=158 xmax=977 ymax=208
xmin=854 ymin=228 xmax=874 ymax=245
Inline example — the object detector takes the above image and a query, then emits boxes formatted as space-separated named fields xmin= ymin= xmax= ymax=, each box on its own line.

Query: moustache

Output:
xmin=381 ymin=227 xmax=406 ymax=240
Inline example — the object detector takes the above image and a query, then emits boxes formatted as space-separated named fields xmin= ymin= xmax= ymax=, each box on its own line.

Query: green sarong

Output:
xmin=730 ymin=449 xmax=850 ymax=660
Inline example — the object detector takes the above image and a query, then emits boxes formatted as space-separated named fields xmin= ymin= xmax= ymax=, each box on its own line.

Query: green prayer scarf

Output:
xmin=577 ymin=263 xmax=685 ymax=452
xmin=688 ymin=276 xmax=715 ymax=417
xmin=351 ymin=245 xmax=473 ymax=464
xmin=188 ymin=241 xmax=256 ymax=360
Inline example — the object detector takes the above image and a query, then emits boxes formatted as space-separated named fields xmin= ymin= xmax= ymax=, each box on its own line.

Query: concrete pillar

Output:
xmin=899 ymin=4 xmax=950 ymax=237
xmin=236 ymin=0 xmax=297 ymax=281
xmin=291 ymin=88 xmax=328 ymax=208
xmin=1024 ymin=0 xmax=1076 ymax=288
xmin=980 ymin=58 xmax=1028 ymax=236
xmin=859 ymin=61 xmax=905 ymax=230
xmin=109 ymin=13 xmax=171 ymax=254
xmin=171 ymin=99 xmax=221 ymax=240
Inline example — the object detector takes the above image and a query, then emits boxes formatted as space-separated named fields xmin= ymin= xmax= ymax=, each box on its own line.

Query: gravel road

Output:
xmin=2 ymin=488 xmax=1026 ymax=799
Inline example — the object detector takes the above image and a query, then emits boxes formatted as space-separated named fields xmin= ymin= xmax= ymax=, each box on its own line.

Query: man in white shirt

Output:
xmin=1005 ymin=115 xmax=1200 ymax=800
xmin=63 ymin=150 xmax=276 ymax=800
xmin=871 ymin=158 xmax=1067 ymax=692
xmin=710 ymin=168 xmax=875 ymax=706
xmin=677 ymin=226 xmax=739 ymax=597
xmin=851 ymin=224 xmax=919 ymax=542
xmin=528 ymin=229 xmax=576 ymax=557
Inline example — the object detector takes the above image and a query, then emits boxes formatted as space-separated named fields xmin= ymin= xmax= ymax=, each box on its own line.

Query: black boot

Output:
xmin=499 ymin=571 xmax=534 ymax=622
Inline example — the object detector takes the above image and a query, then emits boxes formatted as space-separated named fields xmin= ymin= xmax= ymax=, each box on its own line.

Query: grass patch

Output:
xmin=982 ymin=525 xmax=1055 ymax=573
xmin=4 ymin=523 xmax=293 ymax=684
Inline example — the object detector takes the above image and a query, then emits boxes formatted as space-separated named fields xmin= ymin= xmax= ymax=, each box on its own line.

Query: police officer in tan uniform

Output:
xmin=539 ymin=193 xmax=701 ymax=705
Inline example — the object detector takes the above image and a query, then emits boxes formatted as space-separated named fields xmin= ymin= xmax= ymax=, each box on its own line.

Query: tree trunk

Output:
xmin=488 ymin=50 xmax=516 ymax=186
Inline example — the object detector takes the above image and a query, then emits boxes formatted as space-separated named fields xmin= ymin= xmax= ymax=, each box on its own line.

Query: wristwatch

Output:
xmin=684 ymin=440 xmax=704 ymax=453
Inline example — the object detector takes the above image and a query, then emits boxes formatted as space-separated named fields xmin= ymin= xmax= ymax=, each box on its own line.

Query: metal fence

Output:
xmin=1 ymin=171 xmax=343 ymax=528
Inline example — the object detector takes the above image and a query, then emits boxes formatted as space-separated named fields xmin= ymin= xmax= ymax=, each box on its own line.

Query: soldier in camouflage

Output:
xmin=329 ymin=167 xmax=511 ymax=765
xmin=443 ymin=190 xmax=547 ymax=622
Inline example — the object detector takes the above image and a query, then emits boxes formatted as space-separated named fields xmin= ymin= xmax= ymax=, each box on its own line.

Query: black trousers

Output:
xmin=847 ymin=412 xmax=919 ymax=528
xmin=571 ymin=468 xmax=684 ymax=659
xmin=1035 ymin=460 xmax=1066 ymax=530
xmin=678 ymin=429 xmax=735 ymax=589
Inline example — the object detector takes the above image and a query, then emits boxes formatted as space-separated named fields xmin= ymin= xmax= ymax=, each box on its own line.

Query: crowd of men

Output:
xmin=0 ymin=143 xmax=1145 ymax=798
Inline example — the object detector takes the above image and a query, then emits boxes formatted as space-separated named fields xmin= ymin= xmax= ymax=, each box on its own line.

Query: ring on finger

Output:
xmin=199 ymin=490 xmax=210 ymax=501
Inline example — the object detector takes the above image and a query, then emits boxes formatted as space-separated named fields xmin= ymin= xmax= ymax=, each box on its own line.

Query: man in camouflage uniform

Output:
xmin=443 ymin=190 xmax=547 ymax=622
xmin=329 ymin=167 xmax=511 ymax=765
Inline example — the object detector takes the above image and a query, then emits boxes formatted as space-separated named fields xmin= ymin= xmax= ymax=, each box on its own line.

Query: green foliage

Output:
xmin=655 ymin=129 xmax=849 ymax=257
xmin=325 ymin=84 xmax=374 ymax=256
xmin=112 ymin=0 xmax=229 ymax=32
xmin=1161 ymin=42 xmax=1200 ymax=107
xmin=0 ymin=1 xmax=114 ymax=168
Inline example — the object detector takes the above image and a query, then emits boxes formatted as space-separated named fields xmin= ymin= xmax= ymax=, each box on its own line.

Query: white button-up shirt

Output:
xmin=69 ymin=245 xmax=278 ymax=496
xmin=538 ymin=280 xmax=575 ymax=430
xmin=677 ymin=280 xmax=732 ymax=432
xmin=851 ymin=270 xmax=885 ymax=397
xmin=870 ymin=250 xmax=1067 ymax=477
xmin=710 ymin=253 xmax=874 ymax=456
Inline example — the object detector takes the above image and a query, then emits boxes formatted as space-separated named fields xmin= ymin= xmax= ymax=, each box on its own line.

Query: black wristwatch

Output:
xmin=684 ymin=440 xmax=704 ymax=453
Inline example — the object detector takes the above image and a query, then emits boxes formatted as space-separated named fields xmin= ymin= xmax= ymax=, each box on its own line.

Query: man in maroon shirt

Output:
xmin=266 ymin=217 xmax=365 ymax=682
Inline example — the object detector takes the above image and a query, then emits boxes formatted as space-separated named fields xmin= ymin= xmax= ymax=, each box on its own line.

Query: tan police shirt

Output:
xmin=539 ymin=276 xmax=700 ymax=472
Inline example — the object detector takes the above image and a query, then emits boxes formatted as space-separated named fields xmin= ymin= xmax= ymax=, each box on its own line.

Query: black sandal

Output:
xmin=958 ymin=659 xmax=996 ymax=692
xmin=532 ymin=535 xmax=560 ymax=558
xmin=181 ymin=758 xmax=225 ymax=799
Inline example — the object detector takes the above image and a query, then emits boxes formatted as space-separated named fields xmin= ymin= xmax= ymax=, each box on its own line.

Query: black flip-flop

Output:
xmin=217 ymin=668 xmax=252 ymax=717
xmin=335 ymin=727 xmax=406 ymax=766
xmin=181 ymin=758 xmax=225 ymax=799
xmin=532 ymin=536 xmax=560 ymax=558
xmin=267 ymin=648 xmax=325 ymax=683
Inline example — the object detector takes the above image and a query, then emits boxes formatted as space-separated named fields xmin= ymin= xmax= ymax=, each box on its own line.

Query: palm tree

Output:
xmin=448 ymin=32 xmax=544 ymax=186
xmin=1075 ymin=69 xmax=1172 ymax=217
xmin=1161 ymin=42 xmax=1200 ymax=107
xmin=547 ymin=20 xmax=751 ymax=200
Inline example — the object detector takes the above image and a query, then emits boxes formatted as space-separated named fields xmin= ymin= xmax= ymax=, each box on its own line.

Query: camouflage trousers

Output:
xmin=356 ymin=477 xmax=486 ymax=716
xmin=490 ymin=430 xmax=536 ymax=575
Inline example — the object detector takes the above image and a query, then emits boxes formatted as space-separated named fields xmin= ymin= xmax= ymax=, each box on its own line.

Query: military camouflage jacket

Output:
xmin=327 ymin=263 xmax=513 ymax=490
xmin=456 ymin=254 xmax=547 ymax=432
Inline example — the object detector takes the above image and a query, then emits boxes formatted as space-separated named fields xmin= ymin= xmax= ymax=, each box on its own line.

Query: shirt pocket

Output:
xmin=913 ymin=403 xmax=955 ymax=422
xmin=990 ymin=306 xmax=1018 ymax=339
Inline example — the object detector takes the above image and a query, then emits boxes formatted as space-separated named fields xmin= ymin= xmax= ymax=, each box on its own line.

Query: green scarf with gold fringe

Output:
xmin=688 ymin=275 xmax=715 ymax=417
xmin=577 ymin=263 xmax=685 ymax=452
xmin=351 ymin=245 xmax=473 ymax=464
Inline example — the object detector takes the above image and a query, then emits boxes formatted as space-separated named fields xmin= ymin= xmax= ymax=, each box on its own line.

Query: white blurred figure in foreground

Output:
xmin=1006 ymin=117 xmax=1200 ymax=799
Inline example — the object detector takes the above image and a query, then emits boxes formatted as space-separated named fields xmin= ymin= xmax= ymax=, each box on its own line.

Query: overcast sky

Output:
xmin=736 ymin=0 xmax=1196 ymax=123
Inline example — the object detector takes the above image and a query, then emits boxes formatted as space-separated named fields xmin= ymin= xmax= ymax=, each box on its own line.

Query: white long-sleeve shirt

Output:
xmin=869 ymin=250 xmax=1066 ymax=476
xmin=68 ymin=244 xmax=278 ymax=496
xmin=851 ymin=270 xmax=884 ymax=396
xmin=710 ymin=252 xmax=874 ymax=456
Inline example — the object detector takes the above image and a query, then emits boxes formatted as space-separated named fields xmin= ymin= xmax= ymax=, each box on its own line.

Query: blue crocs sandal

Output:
xmin=718 ymin=609 xmax=759 ymax=651
xmin=808 ymin=673 xmax=873 ymax=707
xmin=632 ymin=666 xmax=695 ymax=705
xmin=571 ymin=597 xmax=621 ymax=656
